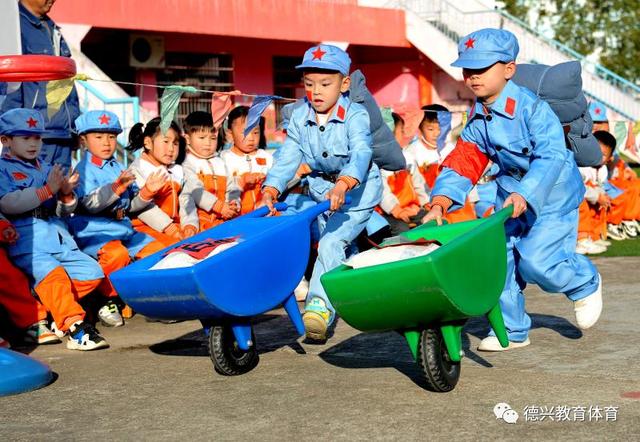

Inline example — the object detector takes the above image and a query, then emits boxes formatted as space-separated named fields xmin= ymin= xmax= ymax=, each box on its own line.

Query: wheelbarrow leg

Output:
xmin=440 ymin=323 xmax=464 ymax=362
xmin=231 ymin=323 xmax=254 ymax=351
xmin=486 ymin=303 xmax=509 ymax=348
xmin=403 ymin=329 xmax=420 ymax=361
xmin=283 ymin=293 xmax=305 ymax=337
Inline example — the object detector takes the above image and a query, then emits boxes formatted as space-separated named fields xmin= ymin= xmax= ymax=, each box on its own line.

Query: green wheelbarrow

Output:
xmin=321 ymin=207 xmax=513 ymax=392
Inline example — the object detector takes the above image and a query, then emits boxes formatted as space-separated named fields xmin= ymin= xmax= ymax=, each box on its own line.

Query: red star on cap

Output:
xmin=98 ymin=114 xmax=111 ymax=125
xmin=464 ymin=37 xmax=476 ymax=49
xmin=26 ymin=117 xmax=38 ymax=128
xmin=311 ymin=47 xmax=326 ymax=60
xmin=595 ymin=108 xmax=601 ymax=114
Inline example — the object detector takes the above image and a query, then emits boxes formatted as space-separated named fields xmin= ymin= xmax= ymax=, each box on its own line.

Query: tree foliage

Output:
xmin=503 ymin=0 xmax=640 ymax=84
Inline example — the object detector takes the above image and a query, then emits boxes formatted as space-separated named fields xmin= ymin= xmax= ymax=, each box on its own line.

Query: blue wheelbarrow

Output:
xmin=111 ymin=201 xmax=333 ymax=375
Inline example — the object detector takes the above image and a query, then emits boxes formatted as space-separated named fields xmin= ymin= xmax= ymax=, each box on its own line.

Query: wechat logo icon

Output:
xmin=494 ymin=402 xmax=519 ymax=424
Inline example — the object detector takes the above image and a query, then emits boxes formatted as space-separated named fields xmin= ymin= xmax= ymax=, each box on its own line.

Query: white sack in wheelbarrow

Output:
xmin=150 ymin=240 xmax=241 ymax=270
xmin=344 ymin=243 xmax=440 ymax=270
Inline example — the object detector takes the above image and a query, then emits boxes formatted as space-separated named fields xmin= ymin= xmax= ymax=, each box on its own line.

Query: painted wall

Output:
xmin=50 ymin=0 xmax=408 ymax=48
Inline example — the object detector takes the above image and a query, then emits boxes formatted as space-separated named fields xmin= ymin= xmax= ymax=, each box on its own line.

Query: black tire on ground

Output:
xmin=418 ymin=327 xmax=461 ymax=392
xmin=208 ymin=325 xmax=259 ymax=376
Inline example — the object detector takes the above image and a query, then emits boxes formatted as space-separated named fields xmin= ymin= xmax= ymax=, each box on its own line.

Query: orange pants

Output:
xmin=0 ymin=248 xmax=48 ymax=329
xmin=96 ymin=239 xmax=166 ymax=298
xmin=34 ymin=266 xmax=101 ymax=332
xmin=608 ymin=180 xmax=640 ymax=224
xmin=578 ymin=200 xmax=607 ymax=241
xmin=444 ymin=199 xmax=477 ymax=224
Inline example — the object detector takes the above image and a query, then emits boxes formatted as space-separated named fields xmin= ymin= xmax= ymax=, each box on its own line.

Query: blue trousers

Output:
xmin=490 ymin=207 xmax=599 ymax=341
xmin=308 ymin=208 xmax=373 ymax=324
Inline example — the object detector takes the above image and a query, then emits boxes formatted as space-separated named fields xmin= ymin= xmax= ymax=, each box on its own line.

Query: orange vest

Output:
xmin=388 ymin=170 xmax=420 ymax=208
xmin=198 ymin=172 xmax=228 ymax=229
xmin=238 ymin=173 xmax=265 ymax=215
xmin=419 ymin=163 xmax=440 ymax=189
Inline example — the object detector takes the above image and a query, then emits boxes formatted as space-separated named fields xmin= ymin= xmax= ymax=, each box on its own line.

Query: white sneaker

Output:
xmin=621 ymin=220 xmax=639 ymax=237
xmin=294 ymin=278 xmax=309 ymax=302
xmin=98 ymin=301 xmax=124 ymax=327
xmin=66 ymin=321 xmax=109 ymax=351
xmin=607 ymin=224 xmax=627 ymax=241
xmin=24 ymin=320 xmax=62 ymax=345
xmin=477 ymin=336 xmax=530 ymax=352
xmin=576 ymin=239 xmax=606 ymax=255
xmin=50 ymin=321 xmax=66 ymax=339
xmin=574 ymin=273 xmax=603 ymax=330
xmin=594 ymin=239 xmax=611 ymax=247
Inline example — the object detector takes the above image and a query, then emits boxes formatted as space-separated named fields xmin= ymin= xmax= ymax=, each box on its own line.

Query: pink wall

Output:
xmin=356 ymin=61 xmax=426 ymax=108
xmin=163 ymin=34 xmax=313 ymax=95
xmin=135 ymin=70 xmax=159 ymax=115
xmin=51 ymin=0 xmax=408 ymax=48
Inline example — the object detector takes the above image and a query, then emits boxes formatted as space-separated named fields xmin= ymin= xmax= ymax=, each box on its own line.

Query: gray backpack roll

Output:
xmin=280 ymin=69 xmax=406 ymax=171
xmin=511 ymin=61 xmax=602 ymax=167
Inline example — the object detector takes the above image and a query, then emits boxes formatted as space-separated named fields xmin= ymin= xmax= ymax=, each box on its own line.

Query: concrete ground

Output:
xmin=2 ymin=257 xmax=639 ymax=441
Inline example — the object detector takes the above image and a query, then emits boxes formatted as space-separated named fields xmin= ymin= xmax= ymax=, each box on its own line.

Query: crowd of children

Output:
xmin=575 ymin=105 xmax=640 ymax=255
xmin=0 ymin=33 xmax=635 ymax=352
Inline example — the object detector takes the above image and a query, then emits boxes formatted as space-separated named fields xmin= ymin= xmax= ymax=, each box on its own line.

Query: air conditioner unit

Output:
xmin=129 ymin=34 xmax=165 ymax=68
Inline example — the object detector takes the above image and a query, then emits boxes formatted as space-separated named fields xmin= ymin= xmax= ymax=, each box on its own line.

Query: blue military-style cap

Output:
xmin=296 ymin=44 xmax=351 ymax=76
xmin=451 ymin=28 xmax=519 ymax=69
xmin=588 ymin=101 xmax=608 ymax=122
xmin=0 ymin=108 xmax=46 ymax=136
xmin=75 ymin=110 xmax=123 ymax=135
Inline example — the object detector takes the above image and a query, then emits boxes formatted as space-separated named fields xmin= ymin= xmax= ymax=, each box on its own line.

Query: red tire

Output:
xmin=0 ymin=55 xmax=76 ymax=82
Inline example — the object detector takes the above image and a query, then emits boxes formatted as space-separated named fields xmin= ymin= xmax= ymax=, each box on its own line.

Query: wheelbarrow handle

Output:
xmin=494 ymin=205 xmax=514 ymax=223
xmin=241 ymin=202 xmax=289 ymax=219
xmin=298 ymin=196 xmax=353 ymax=222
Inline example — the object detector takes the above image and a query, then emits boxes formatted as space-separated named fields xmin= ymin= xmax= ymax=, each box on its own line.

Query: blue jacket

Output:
xmin=1 ymin=3 xmax=80 ymax=139
xmin=432 ymin=80 xmax=585 ymax=216
xmin=280 ymin=70 xmax=406 ymax=172
xmin=0 ymin=155 xmax=76 ymax=257
xmin=67 ymin=152 xmax=142 ymax=256
xmin=264 ymin=94 xmax=382 ymax=211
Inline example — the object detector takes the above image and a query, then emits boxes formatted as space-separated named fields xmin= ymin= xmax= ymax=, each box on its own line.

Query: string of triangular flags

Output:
xmin=41 ymin=74 xmax=640 ymax=159
xmin=41 ymin=74 xmax=296 ymax=136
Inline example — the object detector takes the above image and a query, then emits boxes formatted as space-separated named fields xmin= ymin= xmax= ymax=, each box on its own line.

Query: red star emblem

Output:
xmin=98 ymin=114 xmax=111 ymax=125
xmin=595 ymin=108 xmax=601 ymax=114
xmin=311 ymin=47 xmax=326 ymax=60
xmin=464 ymin=38 xmax=475 ymax=49
xmin=26 ymin=117 xmax=38 ymax=128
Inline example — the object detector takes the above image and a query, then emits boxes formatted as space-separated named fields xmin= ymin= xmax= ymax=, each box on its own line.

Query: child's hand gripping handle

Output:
xmin=299 ymin=196 xmax=353 ymax=223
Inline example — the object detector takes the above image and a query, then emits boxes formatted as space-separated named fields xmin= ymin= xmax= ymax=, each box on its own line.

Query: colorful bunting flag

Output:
xmin=160 ymin=85 xmax=197 ymax=134
xmin=45 ymin=73 xmax=90 ymax=119
xmin=244 ymin=95 xmax=283 ymax=137
xmin=211 ymin=90 xmax=241 ymax=129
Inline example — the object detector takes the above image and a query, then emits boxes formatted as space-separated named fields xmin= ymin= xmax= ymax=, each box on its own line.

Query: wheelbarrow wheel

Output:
xmin=208 ymin=325 xmax=259 ymax=376
xmin=418 ymin=327 xmax=460 ymax=392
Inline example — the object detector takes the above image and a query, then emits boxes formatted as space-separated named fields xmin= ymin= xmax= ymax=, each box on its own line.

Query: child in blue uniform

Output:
xmin=261 ymin=44 xmax=382 ymax=341
xmin=69 ymin=110 xmax=166 ymax=327
xmin=422 ymin=29 xmax=602 ymax=351
xmin=0 ymin=108 xmax=107 ymax=351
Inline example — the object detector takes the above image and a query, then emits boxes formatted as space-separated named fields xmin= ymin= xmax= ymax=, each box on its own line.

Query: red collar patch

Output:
xmin=12 ymin=171 xmax=28 ymax=180
xmin=336 ymin=105 xmax=346 ymax=120
xmin=91 ymin=155 xmax=104 ymax=167
xmin=256 ymin=157 xmax=267 ymax=166
xmin=468 ymin=103 xmax=476 ymax=120
xmin=505 ymin=97 xmax=516 ymax=117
